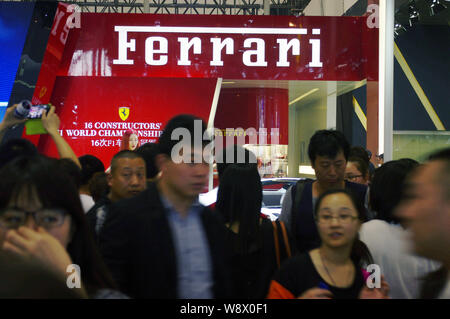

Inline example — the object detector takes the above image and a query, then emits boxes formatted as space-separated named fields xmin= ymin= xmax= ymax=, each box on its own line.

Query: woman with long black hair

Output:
xmin=216 ymin=163 xmax=294 ymax=299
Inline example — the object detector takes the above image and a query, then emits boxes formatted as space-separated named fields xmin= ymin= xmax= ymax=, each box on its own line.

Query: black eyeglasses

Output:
xmin=316 ymin=214 xmax=359 ymax=225
xmin=0 ymin=208 xmax=67 ymax=230
xmin=345 ymin=174 xmax=363 ymax=181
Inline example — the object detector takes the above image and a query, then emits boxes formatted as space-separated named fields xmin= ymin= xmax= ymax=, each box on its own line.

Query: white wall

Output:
xmin=288 ymin=97 xmax=327 ymax=177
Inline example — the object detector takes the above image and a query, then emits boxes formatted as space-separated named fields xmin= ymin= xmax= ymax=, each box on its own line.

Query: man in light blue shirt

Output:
xmin=100 ymin=114 xmax=232 ymax=298
xmin=161 ymin=196 xmax=213 ymax=298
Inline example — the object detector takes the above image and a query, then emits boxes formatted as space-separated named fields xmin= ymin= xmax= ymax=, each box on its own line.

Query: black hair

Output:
xmin=79 ymin=155 xmax=105 ymax=186
xmin=158 ymin=114 xmax=211 ymax=157
xmin=88 ymin=172 xmax=110 ymax=203
xmin=349 ymin=146 xmax=371 ymax=163
xmin=0 ymin=155 xmax=117 ymax=296
xmin=428 ymin=147 xmax=450 ymax=161
xmin=216 ymin=144 xmax=258 ymax=180
xmin=58 ymin=158 xmax=82 ymax=189
xmin=0 ymin=138 xmax=38 ymax=170
xmin=110 ymin=150 xmax=145 ymax=175
xmin=136 ymin=142 xmax=160 ymax=179
xmin=370 ymin=159 xmax=419 ymax=223
xmin=427 ymin=147 xmax=450 ymax=201
xmin=308 ymin=130 xmax=350 ymax=164
xmin=314 ymin=188 xmax=373 ymax=267
xmin=216 ymin=163 xmax=262 ymax=255
xmin=349 ymin=147 xmax=373 ymax=180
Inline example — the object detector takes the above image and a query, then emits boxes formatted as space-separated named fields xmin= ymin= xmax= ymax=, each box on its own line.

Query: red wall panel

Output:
xmin=39 ymin=76 xmax=216 ymax=166
xmin=214 ymin=88 xmax=288 ymax=145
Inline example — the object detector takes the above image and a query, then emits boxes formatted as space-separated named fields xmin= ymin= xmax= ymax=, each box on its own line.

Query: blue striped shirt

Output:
xmin=161 ymin=196 xmax=213 ymax=299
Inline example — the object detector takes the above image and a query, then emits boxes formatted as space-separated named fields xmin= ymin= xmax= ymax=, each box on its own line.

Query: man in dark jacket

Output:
xmin=86 ymin=150 xmax=147 ymax=242
xmin=279 ymin=130 xmax=368 ymax=253
xmin=99 ymin=114 xmax=232 ymax=298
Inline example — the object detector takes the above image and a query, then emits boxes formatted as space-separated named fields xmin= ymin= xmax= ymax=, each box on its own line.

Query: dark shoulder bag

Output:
xmin=271 ymin=220 xmax=292 ymax=269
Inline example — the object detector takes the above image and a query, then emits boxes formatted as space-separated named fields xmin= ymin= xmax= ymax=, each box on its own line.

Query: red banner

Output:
xmin=39 ymin=76 xmax=216 ymax=166
xmin=31 ymin=12 xmax=378 ymax=167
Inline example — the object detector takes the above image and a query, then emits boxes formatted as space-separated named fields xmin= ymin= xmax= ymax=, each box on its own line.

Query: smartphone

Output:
xmin=27 ymin=104 xmax=50 ymax=119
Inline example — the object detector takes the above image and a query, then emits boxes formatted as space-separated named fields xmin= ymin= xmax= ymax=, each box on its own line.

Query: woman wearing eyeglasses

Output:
xmin=0 ymin=155 xmax=126 ymax=299
xmin=345 ymin=156 xmax=370 ymax=185
xmin=267 ymin=189 xmax=390 ymax=299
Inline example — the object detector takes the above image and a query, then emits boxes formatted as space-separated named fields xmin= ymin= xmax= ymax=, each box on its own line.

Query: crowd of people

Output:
xmin=0 ymin=103 xmax=449 ymax=299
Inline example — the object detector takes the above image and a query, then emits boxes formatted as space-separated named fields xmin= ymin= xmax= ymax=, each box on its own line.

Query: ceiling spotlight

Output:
xmin=430 ymin=0 xmax=447 ymax=15
xmin=394 ymin=22 xmax=407 ymax=38
xmin=408 ymin=1 xmax=420 ymax=27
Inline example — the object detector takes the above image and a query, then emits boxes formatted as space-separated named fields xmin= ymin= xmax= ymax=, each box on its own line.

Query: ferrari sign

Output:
xmin=113 ymin=26 xmax=323 ymax=68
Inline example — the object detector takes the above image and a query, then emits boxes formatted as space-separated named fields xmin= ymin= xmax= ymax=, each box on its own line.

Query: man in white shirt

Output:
xmin=360 ymin=159 xmax=440 ymax=299
xmin=396 ymin=148 xmax=450 ymax=299
xmin=79 ymin=154 xmax=105 ymax=212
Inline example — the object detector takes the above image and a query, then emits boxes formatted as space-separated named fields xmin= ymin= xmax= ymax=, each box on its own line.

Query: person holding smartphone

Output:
xmin=0 ymin=103 xmax=81 ymax=168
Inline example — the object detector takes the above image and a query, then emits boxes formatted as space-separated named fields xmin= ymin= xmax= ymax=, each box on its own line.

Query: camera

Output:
xmin=14 ymin=100 xmax=32 ymax=119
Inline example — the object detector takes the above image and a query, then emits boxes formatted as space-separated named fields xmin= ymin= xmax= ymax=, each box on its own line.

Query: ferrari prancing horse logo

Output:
xmin=119 ymin=107 xmax=130 ymax=121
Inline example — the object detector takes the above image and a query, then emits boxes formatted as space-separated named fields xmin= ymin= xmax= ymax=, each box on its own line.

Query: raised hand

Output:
xmin=41 ymin=105 xmax=60 ymax=135
xmin=359 ymin=276 xmax=390 ymax=299
xmin=2 ymin=226 xmax=73 ymax=276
